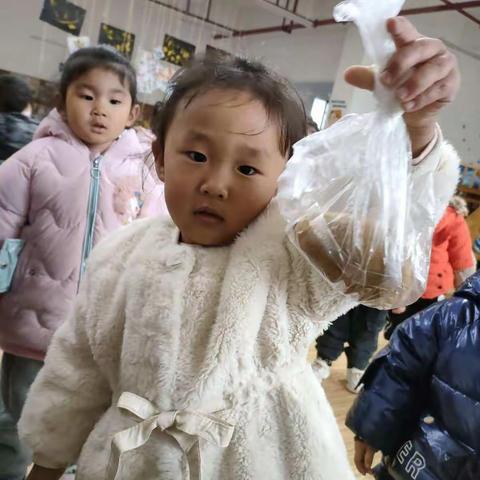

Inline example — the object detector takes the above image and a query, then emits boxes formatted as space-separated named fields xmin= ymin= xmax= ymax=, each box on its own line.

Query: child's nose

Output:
xmin=200 ymin=178 xmax=229 ymax=200
xmin=92 ymin=100 xmax=107 ymax=117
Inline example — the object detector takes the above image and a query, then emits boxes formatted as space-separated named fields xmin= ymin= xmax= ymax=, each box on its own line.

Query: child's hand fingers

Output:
xmin=381 ymin=38 xmax=447 ymax=87
xmin=354 ymin=443 xmax=368 ymax=475
xmin=353 ymin=450 xmax=367 ymax=475
xmin=403 ymin=69 xmax=460 ymax=113
xmin=380 ymin=16 xmax=459 ymax=116
xmin=344 ymin=65 xmax=375 ymax=91
xmin=364 ymin=447 xmax=376 ymax=474
xmin=386 ymin=16 xmax=421 ymax=49
xmin=395 ymin=52 xmax=455 ymax=103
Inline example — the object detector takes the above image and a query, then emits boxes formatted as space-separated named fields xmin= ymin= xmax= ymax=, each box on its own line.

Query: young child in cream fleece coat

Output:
xmin=20 ymin=17 xmax=461 ymax=480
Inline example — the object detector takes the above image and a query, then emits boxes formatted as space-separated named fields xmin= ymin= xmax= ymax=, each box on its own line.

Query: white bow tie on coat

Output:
xmin=107 ymin=392 xmax=235 ymax=480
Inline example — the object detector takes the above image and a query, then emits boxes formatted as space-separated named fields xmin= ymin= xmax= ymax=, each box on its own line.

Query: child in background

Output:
xmin=384 ymin=195 xmax=475 ymax=339
xmin=347 ymin=272 xmax=480 ymax=480
xmin=21 ymin=17 xmax=460 ymax=480
xmin=314 ymin=306 xmax=387 ymax=393
xmin=0 ymin=46 xmax=161 ymax=479
xmin=0 ymin=74 xmax=38 ymax=164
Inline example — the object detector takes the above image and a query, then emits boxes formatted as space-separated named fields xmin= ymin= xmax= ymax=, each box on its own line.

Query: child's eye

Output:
xmin=110 ymin=99 xmax=122 ymax=105
xmin=238 ymin=165 xmax=258 ymax=176
xmin=186 ymin=151 xmax=207 ymax=163
xmin=81 ymin=94 xmax=94 ymax=101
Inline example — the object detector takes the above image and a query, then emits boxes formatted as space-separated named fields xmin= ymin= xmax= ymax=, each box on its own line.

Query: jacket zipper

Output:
xmin=78 ymin=155 xmax=102 ymax=286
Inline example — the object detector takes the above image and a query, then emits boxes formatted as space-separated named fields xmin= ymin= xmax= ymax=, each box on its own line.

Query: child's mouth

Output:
xmin=194 ymin=207 xmax=224 ymax=223
xmin=91 ymin=123 xmax=107 ymax=133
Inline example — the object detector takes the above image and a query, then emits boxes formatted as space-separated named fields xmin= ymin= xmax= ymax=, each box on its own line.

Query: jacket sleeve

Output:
xmin=0 ymin=147 xmax=33 ymax=246
xmin=345 ymin=299 xmax=463 ymax=455
xmin=18 ymin=267 xmax=111 ymax=468
xmin=448 ymin=215 xmax=474 ymax=272
xmin=410 ymin=127 xmax=460 ymax=225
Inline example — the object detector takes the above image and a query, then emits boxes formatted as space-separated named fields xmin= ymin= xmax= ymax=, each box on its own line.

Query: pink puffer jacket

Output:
xmin=0 ymin=109 xmax=166 ymax=360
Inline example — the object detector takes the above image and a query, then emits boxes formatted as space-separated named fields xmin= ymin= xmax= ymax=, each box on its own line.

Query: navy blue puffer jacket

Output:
xmin=346 ymin=272 xmax=480 ymax=480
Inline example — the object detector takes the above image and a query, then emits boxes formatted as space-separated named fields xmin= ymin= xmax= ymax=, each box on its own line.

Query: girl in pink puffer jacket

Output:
xmin=0 ymin=46 xmax=164 ymax=479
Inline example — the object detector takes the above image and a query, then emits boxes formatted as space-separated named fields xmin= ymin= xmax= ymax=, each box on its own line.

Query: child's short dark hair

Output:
xmin=154 ymin=54 xmax=307 ymax=158
xmin=0 ymin=74 xmax=33 ymax=113
xmin=59 ymin=46 xmax=137 ymax=107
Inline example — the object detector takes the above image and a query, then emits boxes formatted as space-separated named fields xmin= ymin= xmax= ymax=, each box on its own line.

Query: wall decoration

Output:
xmin=67 ymin=35 xmax=90 ymax=54
xmin=155 ymin=60 xmax=179 ymax=91
xmin=39 ymin=0 xmax=86 ymax=36
xmin=98 ymin=23 xmax=135 ymax=59
xmin=136 ymin=49 xmax=179 ymax=94
xmin=162 ymin=35 xmax=195 ymax=67
xmin=206 ymin=45 xmax=229 ymax=58
xmin=326 ymin=99 xmax=347 ymax=127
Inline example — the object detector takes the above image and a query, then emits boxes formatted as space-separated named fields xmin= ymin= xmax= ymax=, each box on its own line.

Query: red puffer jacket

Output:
xmin=423 ymin=205 xmax=473 ymax=299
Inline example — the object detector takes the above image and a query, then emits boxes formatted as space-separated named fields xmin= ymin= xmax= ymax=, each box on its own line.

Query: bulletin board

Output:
xmin=162 ymin=35 xmax=195 ymax=67
xmin=98 ymin=23 xmax=135 ymax=59
xmin=39 ymin=0 xmax=86 ymax=36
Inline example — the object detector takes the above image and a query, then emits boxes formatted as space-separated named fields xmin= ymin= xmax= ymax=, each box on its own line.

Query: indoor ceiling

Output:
xmin=148 ymin=0 xmax=480 ymax=38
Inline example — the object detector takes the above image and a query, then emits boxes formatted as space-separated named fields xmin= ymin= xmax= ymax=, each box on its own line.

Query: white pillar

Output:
xmin=329 ymin=23 xmax=376 ymax=118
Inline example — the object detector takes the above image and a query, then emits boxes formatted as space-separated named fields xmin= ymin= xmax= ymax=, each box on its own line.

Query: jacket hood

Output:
xmin=33 ymin=108 xmax=143 ymax=159
xmin=33 ymin=108 xmax=78 ymax=144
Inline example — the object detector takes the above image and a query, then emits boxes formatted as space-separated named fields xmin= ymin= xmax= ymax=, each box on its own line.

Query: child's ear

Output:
xmin=126 ymin=104 xmax=141 ymax=127
xmin=152 ymin=139 xmax=165 ymax=182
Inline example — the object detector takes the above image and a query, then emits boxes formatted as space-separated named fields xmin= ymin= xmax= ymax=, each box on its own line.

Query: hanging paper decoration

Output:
xmin=162 ymin=35 xmax=195 ymax=67
xmin=326 ymin=99 xmax=347 ymax=127
xmin=135 ymin=48 xmax=179 ymax=94
xmin=39 ymin=0 xmax=86 ymax=36
xmin=67 ymin=36 xmax=90 ymax=54
xmin=98 ymin=23 xmax=135 ymax=59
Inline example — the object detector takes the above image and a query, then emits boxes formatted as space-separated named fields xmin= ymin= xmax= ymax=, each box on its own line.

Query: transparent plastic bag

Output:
xmin=277 ymin=0 xmax=438 ymax=309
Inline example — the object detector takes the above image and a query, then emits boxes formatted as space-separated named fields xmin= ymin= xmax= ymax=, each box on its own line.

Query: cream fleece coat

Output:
xmin=19 ymin=137 xmax=459 ymax=479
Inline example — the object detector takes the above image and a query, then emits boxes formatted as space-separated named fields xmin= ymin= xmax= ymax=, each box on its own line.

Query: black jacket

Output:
xmin=0 ymin=112 xmax=38 ymax=162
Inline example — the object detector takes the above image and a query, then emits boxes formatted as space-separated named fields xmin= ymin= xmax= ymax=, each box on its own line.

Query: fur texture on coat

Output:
xmin=19 ymin=136 xmax=460 ymax=479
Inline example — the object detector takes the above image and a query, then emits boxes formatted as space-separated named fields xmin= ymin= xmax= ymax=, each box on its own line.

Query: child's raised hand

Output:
xmin=345 ymin=16 xmax=460 ymax=155
xmin=354 ymin=437 xmax=378 ymax=476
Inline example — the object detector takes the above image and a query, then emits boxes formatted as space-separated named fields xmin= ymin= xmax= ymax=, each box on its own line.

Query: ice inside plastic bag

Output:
xmin=276 ymin=0 xmax=438 ymax=309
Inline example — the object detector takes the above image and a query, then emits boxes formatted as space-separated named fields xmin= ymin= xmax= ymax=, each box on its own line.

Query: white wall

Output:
xmin=430 ymin=13 xmax=480 ymax=167
xmin=236 ymin=23 xmax=348 ymax=84
xmin=0 ymin=0 xmax=239 ymax=82
xmin=0 ymin=0 xmax=347 ymax=84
